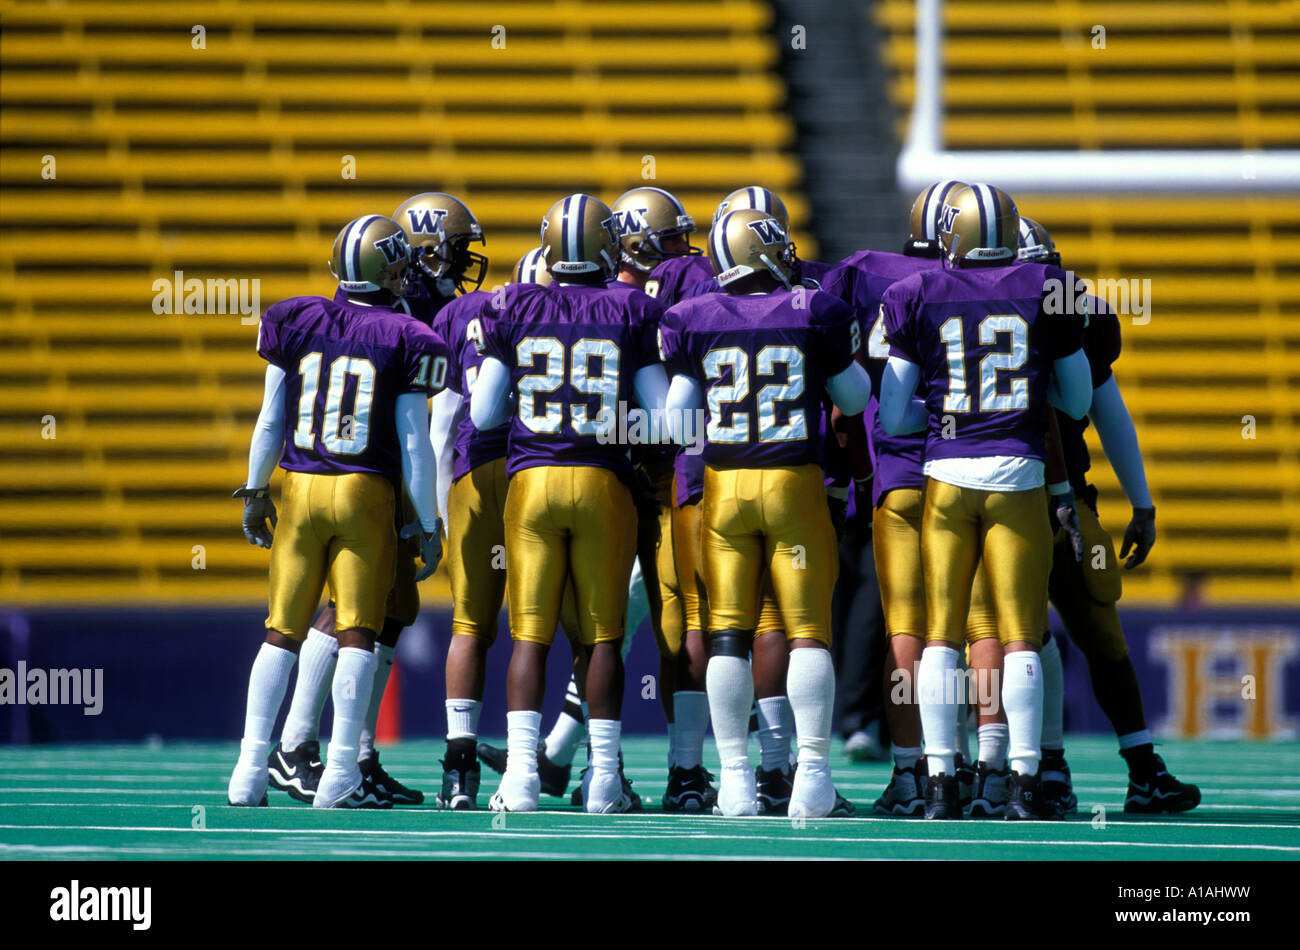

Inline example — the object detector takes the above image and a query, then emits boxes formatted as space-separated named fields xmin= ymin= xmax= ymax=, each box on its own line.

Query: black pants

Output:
xmin=830 ymin=523 xmax=888 ymax=741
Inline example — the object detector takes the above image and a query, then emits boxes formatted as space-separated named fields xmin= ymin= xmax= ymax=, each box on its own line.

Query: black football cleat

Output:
xmin=1040 ymin=749 xmax=1078 ymax=815
xmin=923 ymin=772 xmax=962 ymax=819
xmin=829 ymin=789 xmax=856 ymax=818
xmin=437 ymin=759 xmax=481 ymax=810
xmin=1005 ymin=770 xmax=1062 ymax=821
xmin=662 ymin=765 xmax=718 ymax=813
xmin=359 ymin=750 xmax=424 ymax=805
xmin=873 ymin=764 xmax=926 ymax=817
xmin=954 ymin=753 xmax=976 ymax=810
xmin=571 ymin=753 xmax=641 ymax=811
xmin=227 ymin=793 xmax=268 ymax=807
xmin=478 ymin=741 xmax=572 ymax=798
xmin=968 ymin=761 xmax=1011 ymax=819
xmin=755 ymin=765 xmax=795 ymax=816
xmin=1124 ymin=754 xmax=1201 ymax=814
xmin=267 ymin=740 xmax=323 ymax=804
xmin=337 ymin=772 xmax=394 ymax=809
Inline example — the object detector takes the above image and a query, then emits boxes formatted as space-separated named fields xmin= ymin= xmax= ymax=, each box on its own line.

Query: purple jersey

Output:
xmin=258 ymin=295 xmax=447 ymax=485
xmin=1058 ymin=298 xmax=1121 ymax=482
xmin=331 ymin=280 xmax=450 ymax=328
xmin=823 ymin=250 xmax=941 ymax=505
xmin=661 ymin=289 xmax=859 ymax=470
xmin=483 ymin=282 xmax=664 ymax=485
xmin=645 ymin=254 xmax=714 ymax=308
xmin=431 ymin=290 xmax=510 ymax=481
xmin=685 ymin=257 xmax=829 ymax=300
xmin=882 ymin=262 xmax=1085 ymax=465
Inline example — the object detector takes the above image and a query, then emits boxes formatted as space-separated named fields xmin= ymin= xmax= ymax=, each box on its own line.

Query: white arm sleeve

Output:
xmin=397 ymin=392 xmax=440 ymax=532
xmin=1048 ymin=348 xmax=1093 ymax=420
xmin=633 ymin=364 xmax=670 ymax=415
xmin=665 ymin=373 xmax=705 ymax=446
xmin=1088 ymin=375 xmax=1152 ymax=508
xmin=469 ymin=356 xmax=513 ymax=431
xmin=879 ymin=356 xmax=928 ymax=435
xmin=247 ymin=364 xmax=286 ymax=488
xmin=429 ymin=387 xmax=462 ymax=524
xmin=824 ymin=361 xmax=871 ymax=415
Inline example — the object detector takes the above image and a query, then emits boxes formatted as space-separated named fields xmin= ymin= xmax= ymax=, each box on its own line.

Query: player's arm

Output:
xmin=1047 ymin=349 xmax=1093 ymax=420
xmin=879 ymin=356 xmax=927 ymax=435
xmin=396 ymin=392 xmax=444 ymax=581
xmin=633 ymin=363 xmax=670 ymax=415
xmin=665 ymin=373 xmax=704 ymax=446
xmin=428 ymin=387 xmax=461 ymax=525
xmin=825 ymin=362 xmax=870 ymax=416
xmin=234 ymin=364 xmax=287 ymax=548
xmin=1089 ymin=375 xmax=1156 ymax=568
xmin=468 ymin=356 xmax=513 ymax=430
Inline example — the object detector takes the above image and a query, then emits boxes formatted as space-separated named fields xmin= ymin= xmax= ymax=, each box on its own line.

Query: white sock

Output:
xmin=358 ymin=642 xmax=395 ymax=761
xmin=445 ymin=698 xmax=482 ymax=741
xmin=665 ymin=720 xmax=678 ymax=769
xmin=588 ymin=718 xmax=621 ymax=772
xmin=239 ymin=643 xmax=298 ymax=761
xmin=1003 ymin=652 xmax=1044 ymax=776
xmin=756 ymin=696 xmax=791 ymax=771
xmin=672 ymin=690 xmax=709 ymax=770
xmin=1118 ymin=729 xmax=1154 ymax=751
xmin=918 ymin=645 xmax=959 ymax=776
xmin=322 ymin=647 xmax=376 ymax=777
xmin=787 ymin=648 xmax=834 ymax=771
xmin=706 ymin=655 xmax=753 ymax=769
xmin=280 ymin=628 xmax=336 ymax=751
xmin=1039 ymin=634 xmax=1065 ymax=750
xmin=893 ymin=745 xmax=922 ymax=770
xmin=625 ymin=557 xmax=649 ymax=642
xmin=506 ymin=710 xmax=542 ymax=776
xmin=955 ymin=654 xmax=971 ymax=761
xmin=544 ymin=711 xmax=585 ymax=765
xmin=977 ymin=722 xmax=1009 ymax=766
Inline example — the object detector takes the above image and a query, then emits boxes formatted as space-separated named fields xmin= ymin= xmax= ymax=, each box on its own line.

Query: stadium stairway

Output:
xmin=871 ymin=0 xmax=1300 ymax=603
xmin=0 ymin=0 xmax=813 ymax=605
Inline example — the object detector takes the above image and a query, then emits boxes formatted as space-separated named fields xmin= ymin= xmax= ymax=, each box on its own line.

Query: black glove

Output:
xmin=827 ymin=486 xmax=848 ymax=542
xmin=1120 ymin=506 xmax=1156 ymax=570
xmin=233 ymin=485 xmax=276 ymax=549
xmin=403 ymin=520 xmax=445 ymax=581
xmin=1048 ymin=486 xmax=1083 ymax=563
xmin=852 ymin=475 xmax=874 ymax=538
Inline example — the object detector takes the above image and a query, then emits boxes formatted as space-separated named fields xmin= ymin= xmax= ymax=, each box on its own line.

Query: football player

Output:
xmin=470 ymin=195 xmax=669 ymax=813
xmin=265 ymin=193 xmax=484 ymax=807
xmin=1016 ymin=217 xmax=1200 ymax=814
xmin=878 ymin=183 xmax=1094 ymax=820
xmin=227 ymin=214 xmax=447 ymax=808
xmin=661 ymin=209 xmax=871 ymax=817
xmin=820 ymin=180 xmax=963 ymax=815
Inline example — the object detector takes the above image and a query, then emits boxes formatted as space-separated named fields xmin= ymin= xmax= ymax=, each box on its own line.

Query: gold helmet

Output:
xmin=1017 ymin=216 xmax=1061 ymax=266
xmin=713 ymin=186 xmax=790 ymax=232
xmin=329 ymin=214 xmax=410 ymax=296
xmin=708 ymin=209 xmax=795 ymax=290
xmin=609 ymin=186 xmax=699 ymax=272
xmin=907 ymin=179 xmax=966 ymax=254
xmin=938 ymin=183 xmax=1020 ymax=266
xmin=539 ymin=194 xmax=620 ymax=279
xmin=511 ymin=247 xmax=554 ymax=286
xmin=393 ymin=192 xmax=487 ymax=293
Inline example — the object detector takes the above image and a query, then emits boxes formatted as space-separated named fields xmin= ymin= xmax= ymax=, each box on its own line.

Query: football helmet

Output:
xmin=330 ymin=214 xmax=410 ymax=296
xmin=713 ymin=186 xmax=789 ymax=232
xmin=906 ymin=179 xmax=966 ymax=255
xmin=708 ymin=209 xmax=794 ymax=290
xmin=539 ymin=194 xmax=620 ymax=279
xmin=609 ymin=186 xmax=699 ymax=272
xmin=511 ymin=247 xmax=554 ymax=287
xmin=393 ymin=192 xmax=487 ymax=293
xmin=938 ymin=183 xmax=1020 ymax=266
xmin=1017 ymin=216 xmax=1061 ymax=266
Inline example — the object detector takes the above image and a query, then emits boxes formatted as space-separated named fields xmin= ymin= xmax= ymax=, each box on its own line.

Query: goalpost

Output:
xmin=896 ymin=0 xmax=1300 ymax=192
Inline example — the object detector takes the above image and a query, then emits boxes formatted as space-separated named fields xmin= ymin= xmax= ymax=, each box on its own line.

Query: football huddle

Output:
xmin=225 ymin=180 xmax=1201 ymax=821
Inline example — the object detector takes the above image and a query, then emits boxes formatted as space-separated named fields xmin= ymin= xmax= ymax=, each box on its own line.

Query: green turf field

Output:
xmin=1 ymin=736 xmax=1297 ymax=860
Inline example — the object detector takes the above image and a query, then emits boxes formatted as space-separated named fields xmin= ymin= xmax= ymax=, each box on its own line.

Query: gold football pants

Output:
xmin=1048 ymin=496 xmax=1128 ymax=661
xmin=873 ymin=487 xmax=926 ymax=640
xmin=267 ymin=470 xmax=396 ymax=639
xmin=445 ymin=456 xmax=510 ymax=642
xmin=922 ymin=478 xmax=1051 ymax=649
xmin=703 ymin=464 xmax=837 ymax=644
xmin=639 ymin=471 xmax=685 ymax=658
xmin=504 ymin=465 xmax=638 ymax=646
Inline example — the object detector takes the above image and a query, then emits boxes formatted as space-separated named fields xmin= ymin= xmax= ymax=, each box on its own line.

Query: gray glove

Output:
xmin=403 ymin=520 xmax=444 ymax=581
xmin=1049 ymin=487 xmax=1083 ymax=563
xmin=233 ymin=485 xmax=276 ymax=549
xmin=1121 ymin=506 xmax=1156 ymax=569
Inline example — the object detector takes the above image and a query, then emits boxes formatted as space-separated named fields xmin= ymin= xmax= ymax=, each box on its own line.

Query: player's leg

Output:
xmin=567 ymin=467 xmax=639 ymax=813
xmin=871 ymin=487 xmax=927 ymax=816
xmin=764 ymin=464 xmax=840 ymax=819
xmin=1035 ymin=628 xmax=1074 ymax=812
xmin=963 ymin=562 xmax=1010 ymax=818
xmin=314 ymin=473 xmax=397 ymax=809
xmin=752 ymin=592 xmax=793 ymax=815
xmin=492 ymin=467 xmax=571 ymax=812
xmin=229 ymin=471 xmax=326 ymax=806
xmin=268 ymin=602 xmax=334 ymax=803
xmin=702 ymin=466 xmax=764 ymax=816
xmin=980 ymin=487 xmax=1056 ymax=820
xmin=918 ymin=478 xmax=982 ymax=818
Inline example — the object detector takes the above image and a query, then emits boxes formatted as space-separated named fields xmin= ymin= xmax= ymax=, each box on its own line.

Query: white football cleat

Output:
xmin=713 ymin=762 xmax=758 ymax=817
xmin=227 ymin=753 xmax=269 ymax=807
xmin=789 ymin=763 xmax=836 ymax=819
xmin=490 ymin=770 xmax=540 ymax=813
xmin=313 ymin=765 xmax=363 ymax=809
